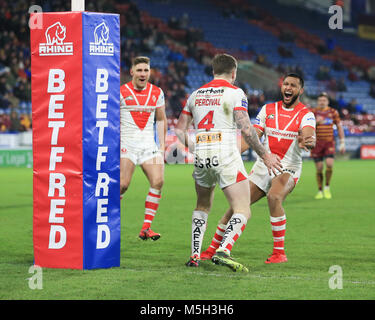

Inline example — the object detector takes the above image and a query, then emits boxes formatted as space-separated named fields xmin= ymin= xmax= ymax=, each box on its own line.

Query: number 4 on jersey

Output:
xmin=198 ymin=110 xmax=215 ymax=131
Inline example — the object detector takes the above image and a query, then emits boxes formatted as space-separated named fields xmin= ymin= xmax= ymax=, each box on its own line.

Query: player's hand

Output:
xmin=339 ymin=139 xmax=345 ymax=154
xmin=188 ymin=142 xmax=195 ymax=154
xmin=298 ymin=132 xmax=316 ymax=151
xmin=262 ymin=152 xmax=283 ymax=176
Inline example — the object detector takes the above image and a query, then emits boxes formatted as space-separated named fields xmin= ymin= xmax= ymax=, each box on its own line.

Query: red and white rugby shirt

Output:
xmin=182 ymin=79 xmax=248 ymax=153
xmin=120 ymin=81 xmax=165 ymax=146
xmin=253 ymin=101 xmax=316 ymax=166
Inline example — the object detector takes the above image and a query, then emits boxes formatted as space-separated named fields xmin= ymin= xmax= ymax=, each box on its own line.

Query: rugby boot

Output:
xmin=139 ymin=228 xmax=161 ymax=241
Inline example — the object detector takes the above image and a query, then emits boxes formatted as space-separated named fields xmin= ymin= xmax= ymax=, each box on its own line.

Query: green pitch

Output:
xmin=0 ymin=160 xmax=374 ymax=300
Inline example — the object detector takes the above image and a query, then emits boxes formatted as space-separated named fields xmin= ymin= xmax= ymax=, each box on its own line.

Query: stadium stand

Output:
xmin=0 ymin=0 xmax=374 ymax=135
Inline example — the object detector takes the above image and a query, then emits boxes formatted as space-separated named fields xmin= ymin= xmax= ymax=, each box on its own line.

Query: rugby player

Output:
xmin=201 ymin=73 xmax=316 ymax=264
xmin=310 ymin=92 xmax=345 ymax=199
xmin=175 ymin=53 xmax=282 ymax=272
xmin=120 ymin=56 xmax=167 ymax=241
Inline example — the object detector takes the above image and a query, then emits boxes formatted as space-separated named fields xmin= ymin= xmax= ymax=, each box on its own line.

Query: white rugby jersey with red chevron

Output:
xmin=120 ymin=81 xmax=165 ymax=149
xmin=253 ymin=101 xmax=315 ymax=166
xmin=182 ymin=79 xmax=248 ymax=154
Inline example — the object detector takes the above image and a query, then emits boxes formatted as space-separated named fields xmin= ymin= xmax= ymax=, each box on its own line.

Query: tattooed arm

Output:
xmin=234 ymin=110 xmax=267 ymax=157
xmin=234 ymin=110 xmax=282 ymax=175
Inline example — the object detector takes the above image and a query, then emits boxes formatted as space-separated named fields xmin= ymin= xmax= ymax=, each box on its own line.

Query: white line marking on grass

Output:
xmin=124 ymin=268 xmax=375 ymax=286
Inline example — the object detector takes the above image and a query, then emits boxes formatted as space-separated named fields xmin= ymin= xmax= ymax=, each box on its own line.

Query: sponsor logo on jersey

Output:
xmin=196 ymin=132 xmax=222 ymax=144
xmin=267 ymin=128 xmax=298 ymax=139
xmin=267 ymin=114 xmax=275 ymax=119
xmin=89 ymin=21 xmax=114 ymax=56
xmin=39 ymin=22 xmax=73 ymax=56
xmin=196 ymin=88 xmax=224 ymax=95
xmin=322 ymin=118 xmax=333 ymax=125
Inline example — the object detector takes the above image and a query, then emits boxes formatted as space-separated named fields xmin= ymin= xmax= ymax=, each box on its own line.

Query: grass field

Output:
xmin=0 ymin=160 xmax=374 ymax=300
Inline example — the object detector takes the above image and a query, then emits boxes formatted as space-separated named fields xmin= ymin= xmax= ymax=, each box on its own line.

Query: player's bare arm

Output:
xmin=336 ymin=121 xmax=346 ymax=154
xmin=155 ymin=105 xmax=168 ymax=153
xmin=240 ymin=127 xmax=263 ymax=153
xmin=234 ymin=109 xmax=282 ymax=175
xmin=175 ymin=112 xmax=195 ymax=153
xmin=298 ymin=126 xmax=316 ymax=151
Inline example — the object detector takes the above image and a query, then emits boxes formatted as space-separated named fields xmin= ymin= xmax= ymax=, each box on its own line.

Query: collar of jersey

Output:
xmin=200 ymin=79 xmax=237 ymax=89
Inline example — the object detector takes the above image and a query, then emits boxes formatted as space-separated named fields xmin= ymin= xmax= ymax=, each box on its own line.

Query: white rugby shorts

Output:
xmin=193 ymin=150 xmax=248 ymax=189
xmin=248 ymin=159 xmax=301 ymax=193
xmin=121 ymin=139 xmax=162 ymax=165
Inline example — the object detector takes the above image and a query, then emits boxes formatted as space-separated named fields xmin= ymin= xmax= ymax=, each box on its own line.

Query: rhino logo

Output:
xmin=89 ymin=21 xmax=114 ymax=56
xmin=45 ymin=22 xmax=66 ymax=45
xmin=39 ymin=21 xmax=73 ymax=56
xmin=94 ymin=22 xmax=109 ymax=45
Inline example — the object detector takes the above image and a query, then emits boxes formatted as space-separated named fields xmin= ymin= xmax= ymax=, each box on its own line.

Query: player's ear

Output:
xmin=299 ymin=87 xmax=304 ymax=96
xmin=231 ymin=68 xmax=237 ymax=83
xmin=130 ymin=66 xmax=134 ymax=77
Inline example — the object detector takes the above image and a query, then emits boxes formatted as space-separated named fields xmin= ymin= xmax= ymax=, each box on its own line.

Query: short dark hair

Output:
xmin=318 ymin=92 xmax=329 ymax=100
xmin=132 ymin=56 xmax=150 ymax=67
xmin=212 ymin=53 xmax=237 ymax=75
xmin=284 ymin=73 xmax=304 ymax=88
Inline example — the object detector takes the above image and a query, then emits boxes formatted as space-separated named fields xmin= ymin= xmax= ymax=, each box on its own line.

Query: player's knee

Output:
xmin=120 ymin=183 xmax=129 ymax=195
xmin=150 ymin=177 xmax=164 ymax=190
xmin=267 ymin=192 xmax=283 ymax=205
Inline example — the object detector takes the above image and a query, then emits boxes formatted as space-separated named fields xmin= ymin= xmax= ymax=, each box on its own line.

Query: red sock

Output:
xmin=142 ymin=188 xmax=161 ymax=230
xmin=206 ymin=224 xmax=226 ymax=253
xmin=270 ymin=215 xmax=286 ymax=255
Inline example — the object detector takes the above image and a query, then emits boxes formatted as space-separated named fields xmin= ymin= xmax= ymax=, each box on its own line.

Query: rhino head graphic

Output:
xmin=94 ymin=22 xmax=109 ymax=45
xmin=45 ymin=22 xmax=66 ymax=45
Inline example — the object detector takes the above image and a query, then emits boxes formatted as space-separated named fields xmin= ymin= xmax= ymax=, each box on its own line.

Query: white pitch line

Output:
xmin=124 ymin=268 xmax=375 ymax=286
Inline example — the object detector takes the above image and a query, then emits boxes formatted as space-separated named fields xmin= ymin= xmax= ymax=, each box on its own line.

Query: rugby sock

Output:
xmin=325 ymin=167 xmax=333 ymax=186
xmin=270 ymin=215 xmax=286 ymax=255
xmin=316 ymin=171 xmax=323 ymax=191
xmin=142 ymin=188 xmax=161 ymax=230
xmin=206 ymin=223 xmax=226 ymax=254
xmin=191 ymin=211 xmax=208 ymax=258
xmin=220 ymin=213 xmax=247 ymax=255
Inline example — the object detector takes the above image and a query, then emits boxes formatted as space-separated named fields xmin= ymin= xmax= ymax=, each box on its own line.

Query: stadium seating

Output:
xmin=135 ymin=0 xmax=375 ymax=117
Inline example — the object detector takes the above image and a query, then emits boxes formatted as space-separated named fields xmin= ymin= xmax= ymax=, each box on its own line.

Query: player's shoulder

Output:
xmin=328 ymin=106 xmax=339 ymax=114
xmin=150 ymin=82 xmax=163 ymax=94
xmin=262 ymin=100 xmax=279 ymax=113
xmin=301 ymin=103 xmax=312 ymax=112
xmin=120 ymin=81 xmax=130 ymax=91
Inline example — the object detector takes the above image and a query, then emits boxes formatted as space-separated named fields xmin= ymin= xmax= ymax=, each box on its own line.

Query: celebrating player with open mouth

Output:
xmin=201 ymin=73 xmax=316 ymax=264
xmin=120 ymin=56 xmax=167 ymax=241
xmin=175 ymin=53 xmax=282 ymax=272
